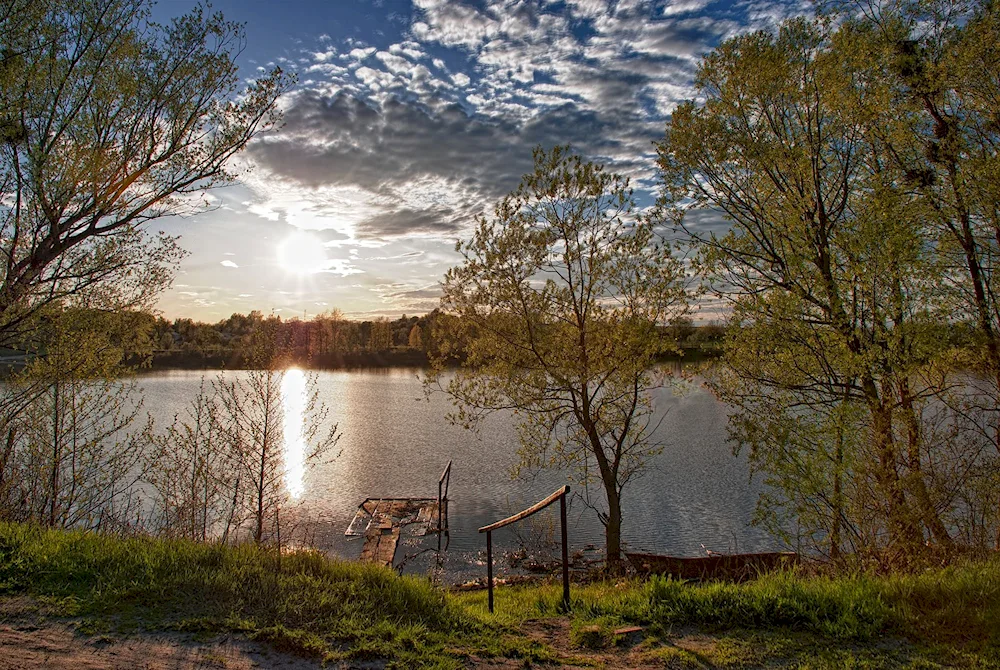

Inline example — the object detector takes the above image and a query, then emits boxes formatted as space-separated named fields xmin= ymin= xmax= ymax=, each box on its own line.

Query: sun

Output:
xmin=277 ymin=231 xmax=328 ymax=275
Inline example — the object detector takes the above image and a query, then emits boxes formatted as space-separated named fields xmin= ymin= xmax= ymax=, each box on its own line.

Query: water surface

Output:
xmin=140 ymin=367 xmax=778 ymax=580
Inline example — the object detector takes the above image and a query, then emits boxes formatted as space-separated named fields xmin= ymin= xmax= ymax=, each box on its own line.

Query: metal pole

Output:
xmin=560 ymin=492 xmax=570 ymax=610
xmin=437 ymin=478 xmax=443 ymax=552
xmin=486 ymin=530 xmax=494 ymax=613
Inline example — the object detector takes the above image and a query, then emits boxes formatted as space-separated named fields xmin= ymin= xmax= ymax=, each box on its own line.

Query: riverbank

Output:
xmin=1 ymin=523 xmax=997 ymax=668
xmin=145 ymin=345 xmax=720 ymax=371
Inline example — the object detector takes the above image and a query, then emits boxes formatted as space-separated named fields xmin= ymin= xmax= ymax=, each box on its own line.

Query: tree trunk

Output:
xmin=899 ymin=378 xmax=953 ymax=551
xmin=831 ymin=427 xmax=843 ymax=561
xmin=604 ymin=486 xmax=623 ymax=573
xmin=868 ymin=398 xmax=919 ymax=553
xmin=49 ymin=380 xmax=60 ymax=528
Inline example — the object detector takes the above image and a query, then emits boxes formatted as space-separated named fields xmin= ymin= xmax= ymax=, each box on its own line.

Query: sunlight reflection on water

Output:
xmin=281 ymin=368 xmax=307 ymax=499
xmin=139 ymin=367 xmax=778 ymax=580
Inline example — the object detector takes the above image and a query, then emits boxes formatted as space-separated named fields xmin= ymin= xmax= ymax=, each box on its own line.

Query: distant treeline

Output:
xmin=149 ymin=310 xmax=724 ymax=370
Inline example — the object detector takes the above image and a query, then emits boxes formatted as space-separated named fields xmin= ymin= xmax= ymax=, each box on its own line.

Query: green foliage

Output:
xmin=646 ymin=573 xmax=890 ymax=639
xmin=0 ymin=308 xmax=156 ymax=528
xmin=432 ymin=145 xmax=689 ymax=566
xmin=657 ymin=3 xmax=1000 ymax=558
xmin=0 ymin=522 xmax=473 ymax=665
xmin=0 ymin=0 xmax=290 ymax=348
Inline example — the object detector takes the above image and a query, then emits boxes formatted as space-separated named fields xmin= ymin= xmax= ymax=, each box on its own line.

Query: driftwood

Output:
xmin=626 ymin=551 xmax=798 ymax=581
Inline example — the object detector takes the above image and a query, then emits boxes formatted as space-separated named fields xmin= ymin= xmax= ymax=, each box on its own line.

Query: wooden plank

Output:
xmin=416 ymin=503 xmax=436 ymax=524
xmin=625 ymin=551 xmax=798 ymax=581
xmin=359 ymin=531 xmax=380 ymax=562
xmin=479 ymin=486 xmax=569 ymax=533
xmin=374 ymin=528 xmax=400 ymax=567
xmin=370 ymin=500 xmax=393 ymax=530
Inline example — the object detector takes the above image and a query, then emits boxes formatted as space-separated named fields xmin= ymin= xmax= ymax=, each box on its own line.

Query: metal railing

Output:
xmin=478 ymin=485 xmax=570 ymax=613
xmin=437 ymin=460 xmax=452 ymax=550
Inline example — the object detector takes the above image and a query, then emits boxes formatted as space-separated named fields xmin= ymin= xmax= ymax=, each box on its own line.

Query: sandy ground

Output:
xmin=1 ymin=595 xmax=832 ymax=669
xmin=0 ymin=597 xmax=328 ymax=670
xmin=0 ymin=595 xmax=690 ymax=670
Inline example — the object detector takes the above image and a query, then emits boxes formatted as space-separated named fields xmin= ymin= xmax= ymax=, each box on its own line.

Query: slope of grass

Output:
xmin=0 ymin=522 xmax=546 ymax=667
xmin=3 ymin=521 xmax=1000 ymax=668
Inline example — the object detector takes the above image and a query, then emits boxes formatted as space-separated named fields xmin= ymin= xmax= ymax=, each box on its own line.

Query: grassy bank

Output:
xmin=1 ymin=522 xmax=998 ymax=667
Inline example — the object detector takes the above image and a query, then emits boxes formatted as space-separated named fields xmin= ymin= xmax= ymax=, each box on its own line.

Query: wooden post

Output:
xmin=486 ymin=530 xmax=494 ymax=613
xmin=560 ymin=491 xmax=570 ymax=610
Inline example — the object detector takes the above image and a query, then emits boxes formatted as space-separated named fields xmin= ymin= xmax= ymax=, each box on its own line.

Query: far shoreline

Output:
xmin=145 ymin=345 xmax=721 ymax=372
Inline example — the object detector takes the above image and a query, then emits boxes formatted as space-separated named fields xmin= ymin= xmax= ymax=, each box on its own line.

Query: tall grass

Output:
xmin=3 ymin=521 xmax=999 ymax=665
xmin=454 ymin=561 xmax=1000 ymax=650
xmin=0 ymin=522 xmax=476 ymax=666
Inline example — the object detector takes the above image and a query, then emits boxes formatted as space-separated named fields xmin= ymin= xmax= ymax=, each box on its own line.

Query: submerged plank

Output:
xmin=350 ymin=495 xmax=443 ymax=562
xmin=375 ymin=528 xmax=400 ymax=566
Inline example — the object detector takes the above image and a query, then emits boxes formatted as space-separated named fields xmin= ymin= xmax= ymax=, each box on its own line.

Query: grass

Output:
xmin=2 ymin=521 xmax=1000 ymax=668
xmin=0 ymin=522 xmax=523 ymax=667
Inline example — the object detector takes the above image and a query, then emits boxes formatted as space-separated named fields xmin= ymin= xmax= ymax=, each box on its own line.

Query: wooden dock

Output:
xmin=346 ymin=462 xmax=452 ymax=568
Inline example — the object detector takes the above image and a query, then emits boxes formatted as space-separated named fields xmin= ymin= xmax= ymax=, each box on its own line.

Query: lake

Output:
xmin=139 ymin=367 xmax=779 ymax=581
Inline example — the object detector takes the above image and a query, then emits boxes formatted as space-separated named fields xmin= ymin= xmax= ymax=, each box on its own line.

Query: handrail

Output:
xmin=479 ymin=485 xmax=571 ymax=613
xmin=437 ymin=460 xmax=453 ymax=550
xmin=479 ymin=485 xmax=569 ymax=533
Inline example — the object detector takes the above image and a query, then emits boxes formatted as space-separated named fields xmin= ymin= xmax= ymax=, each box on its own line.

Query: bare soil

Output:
xmin=0 ymin=597 xmax=325 ymax=670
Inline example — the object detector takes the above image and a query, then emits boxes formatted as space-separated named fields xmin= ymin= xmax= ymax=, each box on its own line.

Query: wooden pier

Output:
xmin=346 ymin=462 xmax=451 ymax=567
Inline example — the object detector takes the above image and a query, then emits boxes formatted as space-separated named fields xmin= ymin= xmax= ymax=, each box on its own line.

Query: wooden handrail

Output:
xmin=479 ymin=485 xmax=571 ymax=613
xmin=479 ymin=485 xmax=569 ymax=533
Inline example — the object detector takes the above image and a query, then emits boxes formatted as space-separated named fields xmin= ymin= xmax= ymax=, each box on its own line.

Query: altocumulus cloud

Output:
xmin=243 ymin=0 xmax=813 ymax=243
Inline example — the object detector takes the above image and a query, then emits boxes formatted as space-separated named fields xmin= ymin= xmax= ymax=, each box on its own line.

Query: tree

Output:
xmin=0 ymin=308 xmax=155 ymax=530
xmin=367 ymin=317 xmax=392 ymax=352
xmin=148 ymin=377 xmax=227 ymax=541
xmin=432 ymin=146 xmax=688 ymax=569
xmin=407 ymin=323 xmax=423 ymax=349
xmin=656 ymin=15 xmax=997 ymax=559
xmin=0 ymin=0 xmax=289 ymax=348
xmin=823 ymin=0 xmax=1000 ymax=548
xmin=212 ymin=326 xmax=339 ymax=545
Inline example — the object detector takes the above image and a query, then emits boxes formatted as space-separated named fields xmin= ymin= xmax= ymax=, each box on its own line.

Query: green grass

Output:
xmin=2 ymin=521 xmax=1000 ymax=668
xmin=0 ymin=522 xmax=522 ymax=667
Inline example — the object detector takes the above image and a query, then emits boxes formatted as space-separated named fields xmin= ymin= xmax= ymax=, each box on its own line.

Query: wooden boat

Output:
xmin=626 ymin=551 xmax=798 ymax=581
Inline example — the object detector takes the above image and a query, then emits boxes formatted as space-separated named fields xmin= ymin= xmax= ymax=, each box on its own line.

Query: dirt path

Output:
xmin=0 ymin=597 xmax=324 ymax=670
xmin=0 ymin=595 xmax=701 ymax=670
xmin=467 ymin=618 xmax=722 ymax=669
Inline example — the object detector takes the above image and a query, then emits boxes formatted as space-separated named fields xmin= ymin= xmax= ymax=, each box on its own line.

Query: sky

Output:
xmin=150 ymin=0 xmax=811 ymax=323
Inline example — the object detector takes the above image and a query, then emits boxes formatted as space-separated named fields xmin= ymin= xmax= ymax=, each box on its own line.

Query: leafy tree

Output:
xmin=408 ymin=323 xmax=423 ymax=349
xmin=823 ymin=0 xmax=1000 ymax=548
xmin=0 ymin=308 xmax=155 ymax=529
xmin=657 ymin=14 xmax=998 ymax=559
xmin=0 ymin=0 xmax=289 ymax=348
xmin=367 ymin=317 xmax=392 ymax=352
xmin=432 ymin=146 xmax=688 ymax=569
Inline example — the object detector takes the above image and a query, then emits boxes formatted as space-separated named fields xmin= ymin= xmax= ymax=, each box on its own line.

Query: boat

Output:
xmin=625 ymin=550 xmax=798 ymax=581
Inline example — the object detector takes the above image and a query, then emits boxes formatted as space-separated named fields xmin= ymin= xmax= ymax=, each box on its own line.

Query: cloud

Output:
xmin=220 ymin=260 xmax=239 ymax=268
xmin=168 ymin=0 xmax=819 ymax=322
xmin=249 ymin=87 xmax=663 ymax=240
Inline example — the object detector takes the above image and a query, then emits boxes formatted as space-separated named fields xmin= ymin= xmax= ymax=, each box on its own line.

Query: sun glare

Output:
xmin=277 ymin=231 xmax=328 ymax=275
xmin=281 ymin=368 xmax=307 ymax=499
